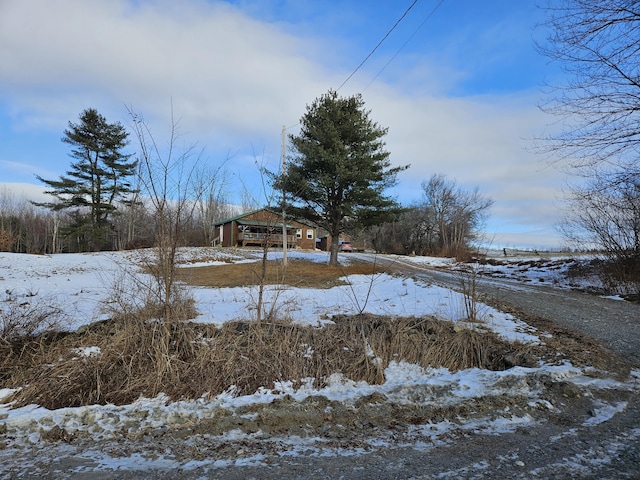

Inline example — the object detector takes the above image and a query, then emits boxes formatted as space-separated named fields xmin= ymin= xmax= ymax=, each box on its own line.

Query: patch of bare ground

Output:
xmin=176 ymin=257 xmax=385 ymax=288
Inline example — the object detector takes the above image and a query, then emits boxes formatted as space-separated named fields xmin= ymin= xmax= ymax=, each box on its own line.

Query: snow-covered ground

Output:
xmin=0 ymin=248 xmax=637 ymax=476
xmin=0 ymin=248 xmax=542 ymax=341
xmin=397 ymin=252 xmax=587 ymax=287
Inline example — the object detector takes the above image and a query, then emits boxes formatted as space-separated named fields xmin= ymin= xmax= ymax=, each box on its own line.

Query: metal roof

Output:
xmin=214 ymin=207 xmax=316 ymax=228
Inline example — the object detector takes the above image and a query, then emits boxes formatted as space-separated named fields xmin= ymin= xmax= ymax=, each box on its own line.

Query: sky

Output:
xmin=0 ymin=0 xmax=569 ymax=249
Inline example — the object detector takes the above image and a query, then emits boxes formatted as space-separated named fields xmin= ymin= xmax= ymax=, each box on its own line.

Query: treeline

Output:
xmin=0 ymin=189 xmax=236 ymax=254
xmin=1 ymin=173 xmax=492 ymax=257
xmin=0 ymin=108 xmax=237 ymax=254
xmin=365 ymin=175 xmax=492 ymax=258
xmin=1 ymin=107 xmax=492 ymax=257
xmin=0 ymin=193 xmax=53 ymax=253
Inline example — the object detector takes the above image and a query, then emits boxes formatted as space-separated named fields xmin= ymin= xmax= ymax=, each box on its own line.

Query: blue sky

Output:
xmin=0 ymin=0 xmax=568 ymax=249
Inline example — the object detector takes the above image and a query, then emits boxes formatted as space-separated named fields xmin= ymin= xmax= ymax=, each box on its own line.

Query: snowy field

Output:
xmin=0 ymin=248 xmax=638 ymax=476
xmin=394 ymin=251 xmax=604 ymax=291
xmin=0 ymin=248 xmax=543 ymax=340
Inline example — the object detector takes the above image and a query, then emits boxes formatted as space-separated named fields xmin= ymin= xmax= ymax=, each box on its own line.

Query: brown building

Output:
xmin=214 ymin=208 xmax=317 ymax=249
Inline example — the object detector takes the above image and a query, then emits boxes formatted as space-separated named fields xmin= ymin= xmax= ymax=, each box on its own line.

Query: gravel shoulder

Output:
xmin=4 ymin=382 xmax=639 ymax=480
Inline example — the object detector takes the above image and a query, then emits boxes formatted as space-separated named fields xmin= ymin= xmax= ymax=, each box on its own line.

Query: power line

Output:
xmin=336 ymin=0 xmax=418 ymax=92
xmin=364 ymin=0 xmax=446 ymax=91
xmin=286 ymin=0 xmax=443 ymax=132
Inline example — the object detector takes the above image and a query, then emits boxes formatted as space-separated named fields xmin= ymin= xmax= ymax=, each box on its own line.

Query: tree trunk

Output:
xmin=329 ymin=233 xmax=340 ymax=266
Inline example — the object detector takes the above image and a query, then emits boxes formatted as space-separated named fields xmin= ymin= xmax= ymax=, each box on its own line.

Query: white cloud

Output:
xmin=0 ymin=0 xmax=333 ymax=139
xmin=0 ymin=0 xmax=565 ymax=247
xmin=0 ymin=183 xmax=49 ymax=204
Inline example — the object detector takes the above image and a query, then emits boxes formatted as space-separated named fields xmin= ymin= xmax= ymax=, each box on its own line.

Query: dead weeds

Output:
xmin=1 ymin=314 xmax=534 ymax=410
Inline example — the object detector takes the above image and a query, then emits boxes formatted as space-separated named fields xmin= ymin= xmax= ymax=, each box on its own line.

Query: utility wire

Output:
xmin=287 ymin=0 xmax=438 ymax=132
xmin=336 ymin=0 xmax=418 ymax=92
xmin=364 ymin=0 xmax=446 ymax=91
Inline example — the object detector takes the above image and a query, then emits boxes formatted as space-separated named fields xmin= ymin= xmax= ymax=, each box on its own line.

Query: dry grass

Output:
xmin=176 ymin=258 xmax=384 ymax=289
xmin=1 ymin=314 xmax=531 ymax=410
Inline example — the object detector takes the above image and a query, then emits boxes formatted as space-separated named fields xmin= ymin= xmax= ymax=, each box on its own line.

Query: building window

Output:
xmin=296 ymin=228 xmax=302 ymax=239
xmin=306 ymin=229 xmax=314 ymax=239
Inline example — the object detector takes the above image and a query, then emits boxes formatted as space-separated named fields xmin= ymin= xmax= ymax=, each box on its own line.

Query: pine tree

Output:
xmin=36 ymin=108 xmax=138 ymax=251
xmin=281 ymin=90 xmax=408 ymax=265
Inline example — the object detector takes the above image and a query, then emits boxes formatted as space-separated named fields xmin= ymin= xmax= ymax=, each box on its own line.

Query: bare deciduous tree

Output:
xmin=192 ymin=164 xmax=230 ymax=245
xmin=560 ymin=176 xmax=640 ymax=296
xmin=421 ymin=175 xmax=493 ymax=257
xmin=0 ymin=188 xmax=67 ymax=254
xmin=537 ymin=1 xmax=640 ymax=295
xmin=537 ymin=0 xmax=640 ymax=177
xmin=128 ymin=107 xmax=203 ymax=380
xmin=369 ymin=175 xmax=492 ymax=258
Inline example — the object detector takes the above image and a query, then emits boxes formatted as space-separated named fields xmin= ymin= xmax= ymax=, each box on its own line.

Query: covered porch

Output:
xmin=237 ymin=220 xmax=296 ymax=248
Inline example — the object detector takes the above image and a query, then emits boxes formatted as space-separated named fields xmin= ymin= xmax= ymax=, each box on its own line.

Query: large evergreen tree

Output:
xmin=36 ymin=108 xmax=137 ymax=251
xmin=281 ymin=90 xmax=408 ymax=265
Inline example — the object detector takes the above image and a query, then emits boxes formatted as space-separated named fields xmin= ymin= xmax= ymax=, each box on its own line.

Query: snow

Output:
xmin=392 ymin=252 xmax=580 ymax=286
xmin=583 ymin=401 xmax=628 ymax=426
xmin=1 ymin=361 xmax=627 ymax=448
xmin=0 ymin=249 xmax=542 ymax=342
xmin=0 ymin=248 xmax=637 ymax=475
xmin=71 ymin=346 xmax=102 ymax=358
